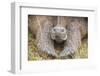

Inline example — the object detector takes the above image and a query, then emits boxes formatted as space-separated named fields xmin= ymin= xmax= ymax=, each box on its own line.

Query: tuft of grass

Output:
xmin=78 ymin=39 xmax=88 ymax=58
xmin=28 ymin=31 xmax=42 ymax=60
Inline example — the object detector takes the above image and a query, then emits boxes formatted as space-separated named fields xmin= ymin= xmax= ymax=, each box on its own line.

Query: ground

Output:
xmin=28 ymin=31 xmax=88 ymax=60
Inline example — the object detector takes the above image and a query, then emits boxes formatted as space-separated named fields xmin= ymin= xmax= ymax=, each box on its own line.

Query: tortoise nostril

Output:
xmin=53 ymin=28 xmax=56 ymax=31
xmin=61 ymin=29 xmax=64 ymax=32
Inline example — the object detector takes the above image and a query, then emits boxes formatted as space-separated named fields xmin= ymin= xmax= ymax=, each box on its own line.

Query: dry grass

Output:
xmin=78 ymin=39 xmax=88 ymax=58
xmin=28 ymin=32 xmax=88 ymax=60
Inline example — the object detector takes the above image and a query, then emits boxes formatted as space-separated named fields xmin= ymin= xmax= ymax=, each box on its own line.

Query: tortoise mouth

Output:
xmin=53 ymin=40 xmax=65 ymax=54
xmin=53 ymin=34 xmax=67 ymax=43
xmin=55 ymin=38 xmax=64 ymax=43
